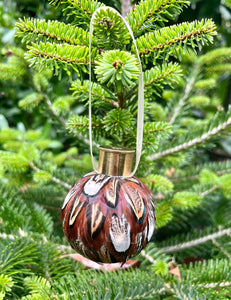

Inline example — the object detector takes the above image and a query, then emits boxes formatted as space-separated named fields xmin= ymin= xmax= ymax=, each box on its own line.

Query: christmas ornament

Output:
xmin=61 ymin=147 xmax=155 ymax=263
xmin=61 ymin=6 xmax=156 ymax=263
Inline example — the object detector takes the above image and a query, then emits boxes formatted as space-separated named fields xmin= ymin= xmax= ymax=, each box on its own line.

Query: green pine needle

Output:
xmin=49 ymin=0 xmax=105 ymax=25
xmin=135 ymin=19 xmax=217 ymax=59
xmin=15 ymin=18 xmax=90 ymax=47
xmin=26 ymin=42 xmax=97 ymax=76
xmin=127 ymin=0 xmax=190 ymax=35
xmin=95 ymin=50 xmax=140 ymax=88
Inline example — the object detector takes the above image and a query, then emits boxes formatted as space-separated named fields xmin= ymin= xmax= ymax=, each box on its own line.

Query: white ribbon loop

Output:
xmin=89 ymin=6 xmax=144 ymax=177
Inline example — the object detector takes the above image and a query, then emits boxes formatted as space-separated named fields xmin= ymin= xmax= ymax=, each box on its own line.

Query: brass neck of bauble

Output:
xmin=98 ymin=146 xmax=135 ymax=176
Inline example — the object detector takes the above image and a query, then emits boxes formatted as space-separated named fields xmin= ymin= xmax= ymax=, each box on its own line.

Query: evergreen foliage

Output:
xmin=127 ymin=0 xmax=189 ymax=34
xmin=1 ymin=0 xmax=231 ymax=298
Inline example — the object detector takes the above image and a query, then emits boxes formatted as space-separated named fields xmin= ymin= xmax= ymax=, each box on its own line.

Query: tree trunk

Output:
xmin=121 ymin=0 xmax=132 ymax=16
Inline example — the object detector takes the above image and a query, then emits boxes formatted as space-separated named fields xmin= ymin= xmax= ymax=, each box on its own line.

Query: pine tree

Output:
xmin=1 ymin=0 xmax=231 ymax=299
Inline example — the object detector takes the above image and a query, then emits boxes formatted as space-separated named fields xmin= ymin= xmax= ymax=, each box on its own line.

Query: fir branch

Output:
xmin=206 ymin=63 xmax=231 ymax=73
xmin=15 ymin=18 xmax=90 ymax=46
xmin=71 ymin=80 xmax=119 ymax=108
xmin=212 ymin=239 xmax=231 ymax=259
xmin=172 ymin=160 xmax=231 ymax=183
xmin=204 ymin=281 xmax=231 ymax=288
xmin=181 ymin=257 xmax=231 ymax=285
xmin=103 ymin=108 xmax=134 ymax=135
xmin=3 ymin=46 xmax=25 ymax=59
xmin=18 ymin=93 xmax=44 ymax=110
xmin=0 ymin=64 xmax=25 ymax=80
xmin=0 ymin=274 xmax=14 ymax=297
xmin=172 ymin=168 xmax=231 ymax=183
xmin=200 ymin=186 xmax=218 ymax=197
xmin=66 ymin=115 xmax=103 ymax=140
xmin=30 ymin=163 xmax=71 ymax=189
xmin=92 ymin=7 xmax=131 ymax=49
xmin=140 ymin=250 xmax=155 ymax=264
xmin=66 ymin=115 xmax=89 ymax=135
xmin=135 ymin=19 xmax=216 ymax=58
xmin=143 ymin=62 xmax=182 ymax=89
xmin=161 ymin=228 xmax=231 ymax=253
xmin=24 ymin=276 xmax=52 ymax=295
xmin=0 ymin=238 xmax=38 ymax=277
xmin=169 ymin=64 xmax=199 ymax=124
xmin=194 ymin=78 xmax=216 ymax=90
xmin=41 ymin=93 xmax=93 ymax=146
xmin=127 ymin=0 xmax=189 ymax=35
xmin=52 ymin=95 xmax=76 ymax=115
xmin=198 ymin=47 xmax=231 ymax=65
xmin=126 ymin=63 xmax=182 ymax=101
xmin=44 ymin=94 xmax=67 ymax=127
xmin=144 ymin=122 xmax=171 ymax=134
xmin=49 ymin=0 xmax=104 ymax=25
xmin=150 ymin=114 xmax=231 ymax=161
xmin=0 ymin=151 xmax=29 ymax=173
xmin=214 ymin=168 xmax=231 ymax=177
xmin=0 ymin=230 xmax=71 ymax=251
xmin=26 ymin=42 xmax=97 ymax=75
xmin=95 ymin=50 xmax=140 ymax=89
xmin=142 ymin=122 xmax=172 ymax=153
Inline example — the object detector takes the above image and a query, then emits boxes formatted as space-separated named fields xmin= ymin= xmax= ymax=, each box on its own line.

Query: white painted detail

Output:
xmin=136 ymin=232 xmax=143 ymax=251
xmin=110 ymin=214 xmax=131 ymax=252
xmin=83 ymin=175 xmax=110 ymax=197
xmin=62 ymin=186 xmax=77 ymax=209
xmin=147 ymin=218 xmax=155 ymax=241
xmin=143 ymin=226 xmax=147 ymax=241
xmin=147 ymin=200 xmax=155 ymax=241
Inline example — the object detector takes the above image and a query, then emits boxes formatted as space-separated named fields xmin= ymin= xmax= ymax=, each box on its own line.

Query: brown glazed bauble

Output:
xmin=61 ymin=171 xmax=155 ymax=263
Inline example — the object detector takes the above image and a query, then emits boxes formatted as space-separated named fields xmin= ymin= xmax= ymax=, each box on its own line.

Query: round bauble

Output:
xmin=61 ymin=171 xmax=155 ymax=263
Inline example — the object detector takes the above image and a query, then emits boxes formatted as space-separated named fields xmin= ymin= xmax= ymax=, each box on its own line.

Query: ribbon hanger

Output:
xmin=89 ymin=6 xmax=144 ymax=177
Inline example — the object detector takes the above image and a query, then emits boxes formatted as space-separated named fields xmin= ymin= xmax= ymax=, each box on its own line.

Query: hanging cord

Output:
xmin=89 ymin=6 xmax=144 ymax=177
